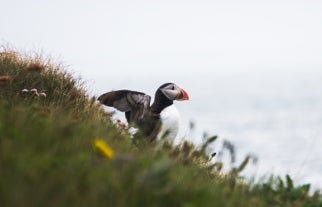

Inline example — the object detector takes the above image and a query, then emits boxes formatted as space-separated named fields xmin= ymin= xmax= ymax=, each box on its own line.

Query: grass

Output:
xmin=0 ymin=47 xmax=321 ymax=207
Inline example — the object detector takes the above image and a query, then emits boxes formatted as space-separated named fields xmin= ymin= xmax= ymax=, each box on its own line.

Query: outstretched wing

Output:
xmin=98 ymin=90 xmax=151 ymax=123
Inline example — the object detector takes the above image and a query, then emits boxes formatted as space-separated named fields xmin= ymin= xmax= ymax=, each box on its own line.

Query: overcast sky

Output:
xmin=1 ymin=0 xmax=322 ymax=92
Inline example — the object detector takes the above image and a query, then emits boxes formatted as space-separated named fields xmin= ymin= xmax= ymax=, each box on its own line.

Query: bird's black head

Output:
xmin=158 ymin=83 xmax=189 ymax=101
xmin=151 ymin=83 xmax=189 ymax=113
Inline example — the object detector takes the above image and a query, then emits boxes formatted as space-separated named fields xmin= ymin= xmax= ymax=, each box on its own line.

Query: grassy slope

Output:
xmin=0 ymin=48 xmax=321 ymax=207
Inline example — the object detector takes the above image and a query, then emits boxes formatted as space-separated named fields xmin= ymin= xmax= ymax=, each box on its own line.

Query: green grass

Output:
xmin=1 ymin=47 xmax=321 ymax=207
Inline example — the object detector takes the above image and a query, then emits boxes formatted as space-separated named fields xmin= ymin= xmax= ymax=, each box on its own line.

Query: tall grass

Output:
xmin=0 ymin=47 xmax=321 ymax=207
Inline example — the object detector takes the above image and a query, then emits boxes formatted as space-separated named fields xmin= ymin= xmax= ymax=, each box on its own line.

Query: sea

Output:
xmin=92 ymin=69 xmax=322 ymax=191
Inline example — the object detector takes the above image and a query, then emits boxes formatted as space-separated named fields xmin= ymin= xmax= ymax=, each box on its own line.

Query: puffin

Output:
xmin=98 ymin=83 xmax=189 ymax=142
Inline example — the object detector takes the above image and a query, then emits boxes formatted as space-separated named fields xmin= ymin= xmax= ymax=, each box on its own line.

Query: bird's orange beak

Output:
xmin=176 ymin=88 xmax=189 ymax=101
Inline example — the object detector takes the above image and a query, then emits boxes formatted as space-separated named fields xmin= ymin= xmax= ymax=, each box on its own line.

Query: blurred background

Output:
xmin=1 ymin=0 xmax=322 ymax=190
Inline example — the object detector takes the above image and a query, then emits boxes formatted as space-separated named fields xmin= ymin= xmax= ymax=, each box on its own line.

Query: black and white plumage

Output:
xmin=98 ymin=83 xmax=189 ymax=141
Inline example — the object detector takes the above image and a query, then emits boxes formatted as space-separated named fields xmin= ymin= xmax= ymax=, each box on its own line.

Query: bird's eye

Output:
xmin=171 ymin=86 xmax=175 ymax=90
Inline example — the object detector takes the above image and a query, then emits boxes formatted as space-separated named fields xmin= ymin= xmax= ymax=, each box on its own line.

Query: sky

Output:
xmin=1 ymin=0 xmax=322 ymax=93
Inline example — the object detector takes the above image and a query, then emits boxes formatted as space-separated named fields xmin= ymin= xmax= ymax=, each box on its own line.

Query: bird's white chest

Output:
xmin=157 ymin=104 xmax=180 ymax=142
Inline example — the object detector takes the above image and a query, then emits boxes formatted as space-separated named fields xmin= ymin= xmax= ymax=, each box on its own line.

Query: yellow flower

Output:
xmin=93 ymin=139 xmax=115 ymax=159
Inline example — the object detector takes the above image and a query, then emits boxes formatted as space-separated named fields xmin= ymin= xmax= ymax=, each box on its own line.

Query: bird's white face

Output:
xmin=160 ymin=83 xmax=189 ymax=101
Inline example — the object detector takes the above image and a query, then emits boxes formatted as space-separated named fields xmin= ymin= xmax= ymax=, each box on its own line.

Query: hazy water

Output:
xmin=177 ymin=70 xmax=322 ymax=191
xmin=93 ymin=69 xmax=322 ymax=190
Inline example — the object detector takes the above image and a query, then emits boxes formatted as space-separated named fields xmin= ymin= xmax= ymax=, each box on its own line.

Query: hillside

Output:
xmin=0 ymin=48 xmax=321 ymax=207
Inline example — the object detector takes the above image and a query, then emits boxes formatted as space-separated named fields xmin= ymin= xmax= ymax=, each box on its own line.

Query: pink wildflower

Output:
xmin=21 ymin=89 xmax=29 ymax=93
xmin=40 ymin=92 xmax=47 ymax=98
xmin=30 ymin=88 xmax=38 ymax=94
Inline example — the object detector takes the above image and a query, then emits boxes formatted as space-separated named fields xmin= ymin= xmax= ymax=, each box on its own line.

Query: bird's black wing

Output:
xmin=98 ymin=90 xmax=151 ymax=123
